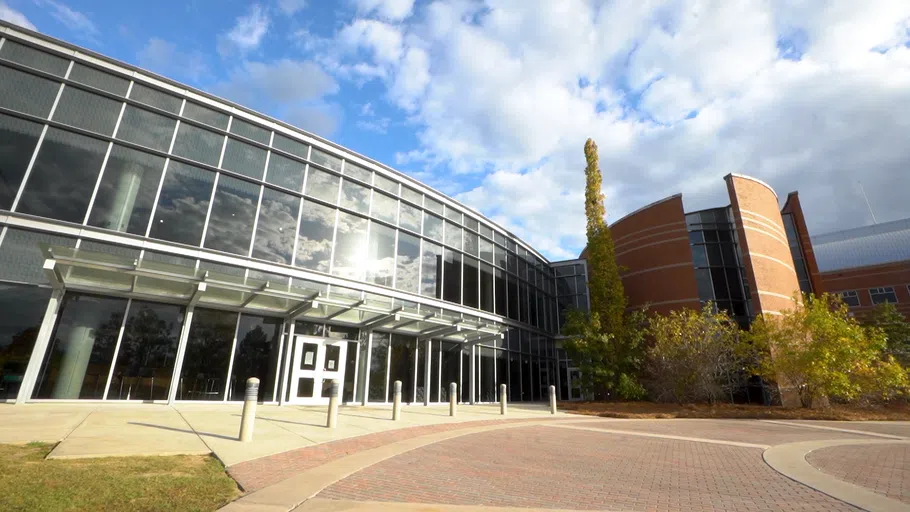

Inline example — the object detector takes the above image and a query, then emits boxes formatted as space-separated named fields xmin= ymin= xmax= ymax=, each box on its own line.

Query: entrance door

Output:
xmin=288 ymin=336 xmax=347 ymax=405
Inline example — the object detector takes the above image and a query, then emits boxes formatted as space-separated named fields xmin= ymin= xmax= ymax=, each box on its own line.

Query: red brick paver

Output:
xmin=318 ymin=425 xmax=858 ymax=511
xmin=580 ymin=419 xmax=871 ymax=445
xmin=228 ymin=417 xmax=563 ymax=492
xmin=807 ymin=443 xmax=910 ymax=505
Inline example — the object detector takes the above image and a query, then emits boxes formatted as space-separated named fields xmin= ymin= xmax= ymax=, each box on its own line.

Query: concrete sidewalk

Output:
xmin=0 ymin=402 xmax=565 ymax=466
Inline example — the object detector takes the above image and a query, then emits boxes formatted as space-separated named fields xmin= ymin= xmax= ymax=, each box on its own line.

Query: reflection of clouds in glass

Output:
xmin=172 ymin=123 xmax=224 ymax=167
xmin=420 ymin=242 xmax=442 ymax=298
xmin=310 ymin=147 xmax=342 ymax=172
xmin=204 ymin=176 xmax=259 ymax=256
xmin=151 ymin=162 xmax=215 ymax=246
xmin=340 ymin=180 xmax=370 ymax=214
xmin=367 ymin=256 xmax=395 ymax=287
xmin=304 ymin=168 xmax=339 ymax=204
xmin=88 ymin=146 xmax=164 ymax=235
xmin=371 ymin=192 xmax=397 ymax=224
xmin=265 ymin=152 xmax=305 ymax=191
xmin=296 ymin=201 xmax=335 ymax=273
xmin=445 ymin=222 xmax=462 ymax=250
xmin=366 ymin=223 xmax=395 ymax=287
xmin=344 ymin=162 xmax=372 ymax=183
xmin=396 ymin=232 xmax=420 ymax=294
xmin=424 ymin=212 xmax=443 ymax=242
xmin=116 ymin=105 xmax=177 ymax=152
xmin=222 ymin=138 xmax=266 ymax=179
xmin=399 ymin=203 xmax=421 ymax=232
xmin=252 ymin=188 xmax=298 ymax=264
xmin=332 ymin=212 xmax=368 ymax=280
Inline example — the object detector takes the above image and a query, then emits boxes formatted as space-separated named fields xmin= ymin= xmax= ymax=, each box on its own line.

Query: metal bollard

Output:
xmin=239 ymin=377 xmax=259 ymax=442
xmin=392 ymin=380 xmax=402 ymax=421
xmin=449 ymin=382 xmax=457 ymax=417
xmin=500 ymin=383 xmax=507 ymax=415
xmin=549 ymin=385 xmax=557 ymax=414
xmin=326 ymin=380 xmax=340 ymax=429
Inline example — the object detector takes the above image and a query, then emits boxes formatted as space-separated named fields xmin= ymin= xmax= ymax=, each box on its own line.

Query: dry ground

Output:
xmin=560 ymin=400 xmax=910 ymax=420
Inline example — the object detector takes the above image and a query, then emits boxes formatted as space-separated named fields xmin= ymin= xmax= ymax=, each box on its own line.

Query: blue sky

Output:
xmin=3 ymin=0 xmax=910 ymax=261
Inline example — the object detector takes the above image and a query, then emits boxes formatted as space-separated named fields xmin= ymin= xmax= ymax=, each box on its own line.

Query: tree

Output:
xmin=863 ymin=303 xmax=910 ymax=366
xmin=748 ymin=293 xmax=909 ymax=407
xmin=645 ymin=303 xmax=759 ymax=404
xmin=563 ymin=138 xmax=645 ymax=400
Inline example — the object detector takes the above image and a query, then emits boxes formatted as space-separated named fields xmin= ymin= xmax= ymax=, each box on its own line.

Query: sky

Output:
xmin=2 ymin=0 xmax=910 ymax=262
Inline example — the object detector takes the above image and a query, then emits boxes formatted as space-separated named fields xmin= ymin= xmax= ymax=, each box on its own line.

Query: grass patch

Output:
xmin=0 ymin=443 xmax=239 ymax=512
xmin=560 ymin=401 xmax=910 ymax=420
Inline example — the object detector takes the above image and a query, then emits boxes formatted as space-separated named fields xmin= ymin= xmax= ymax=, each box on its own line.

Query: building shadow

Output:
xmin=127 ymin=421 xmax=237 ymax=441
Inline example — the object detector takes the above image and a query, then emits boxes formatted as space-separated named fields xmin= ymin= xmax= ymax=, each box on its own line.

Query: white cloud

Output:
xmin=277 ymin=0 xmax=307 ymax=15
xmin=318 ymin=0 xmax=910 ymax=259
xmin=34 ymin=0 xmax=96 ymax=37
xmin=338 ymin=19 xmax=404 ymax=65
xmin=0 ymin=1 xmax=35 ymax=30
xmin=219 ymin=4 xmax=270 ymax=56
xmin=353 ymin=0 xmax=415 ymax=22
xmin=137 ymin=38 xmax=208 ymax=82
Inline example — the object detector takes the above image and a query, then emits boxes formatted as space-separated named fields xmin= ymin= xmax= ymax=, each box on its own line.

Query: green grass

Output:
xmin=0 ymin=443 xmax=239 ymax=512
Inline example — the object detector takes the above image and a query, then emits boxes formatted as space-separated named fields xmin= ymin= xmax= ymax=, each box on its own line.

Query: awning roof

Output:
xmin=42 ymin=245 xmax=505 ymax=344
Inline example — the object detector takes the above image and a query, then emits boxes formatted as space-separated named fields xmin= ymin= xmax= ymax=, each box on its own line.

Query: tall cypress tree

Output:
xmin=583 ymin=138 xmax=626 ymax=334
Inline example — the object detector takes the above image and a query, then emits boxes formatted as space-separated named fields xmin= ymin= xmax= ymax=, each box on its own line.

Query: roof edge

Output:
xmin=609 ymin=193 xmax=683 ymax=228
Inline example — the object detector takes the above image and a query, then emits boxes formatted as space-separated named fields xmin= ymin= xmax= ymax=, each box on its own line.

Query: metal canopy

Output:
xmin=44 ymin=245 xmax=506 ymax=343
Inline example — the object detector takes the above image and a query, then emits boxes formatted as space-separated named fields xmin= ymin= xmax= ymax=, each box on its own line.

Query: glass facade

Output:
xmin=0 ymin=29 xmax=563 ymax=406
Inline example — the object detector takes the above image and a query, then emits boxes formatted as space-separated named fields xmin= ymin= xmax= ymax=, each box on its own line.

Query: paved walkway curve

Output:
xmin=764 ymin=439 xmax=910 ymax=512
xmin=221 ymin=418 xmax=910 ymax=512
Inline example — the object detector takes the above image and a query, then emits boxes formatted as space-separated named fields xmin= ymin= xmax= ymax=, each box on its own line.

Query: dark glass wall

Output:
xmin=108 ymin=301 xmax=184 ymax=401
xmin=0 ymin=284 xmax=52 ymax=399
xmin=228 ymin=314 xmax=282 ymax=402
xmin=178 ymin=308 xmax=237 ymax=401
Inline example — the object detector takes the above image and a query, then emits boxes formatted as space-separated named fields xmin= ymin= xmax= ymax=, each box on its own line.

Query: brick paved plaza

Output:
xmin=221 ymin=416 xmax=910 ymax=512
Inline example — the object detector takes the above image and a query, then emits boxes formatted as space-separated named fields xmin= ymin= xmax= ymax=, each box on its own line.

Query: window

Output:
xmin=344 ymin=162 xmax=372 ymax=184
xmin=395 ymin=232 xmax=420 ymax=293
xmin=296 ymin=201 xmax=335 ymax=273
xmin=222 ymin=138 xmax=267 ymax=180
xmin=464 ymin=231 xmax=478 ymax=256
xmin=495 ymin=268 xmax=507 ymax=316
xmin=371 ymin=191 xmax=397 ymax=224
xmin=310 ymin=147 xmax=342 ymax=172
xmin=463 ymin=257 xmax=479 ymax=308
xmin=401 ymin=186 xmax=421 ymax=205
xmin=0 ymin=40 xmax=69 ymax=75
xmin=366 ymin=223 xmax=395 ymax=286
xmin=171 ymin=123 xmax=224 ymax=167
xmin=0 ymin=113 xmax=43 ymax=209
xmin=424 ymin=196 xmax=443 ymax=215
xmin=507 ymin=275 xmax=520 ymax=321
xmin=479 ymin=238 xmax=494 ymax=264
xmin=368 ymin=332 xmax=390 ymax=402
xmin=839 ymin=290 xmax=860 ymax=307
xmin=0 ymin=228 xmax=75 ymax=284
xmin=0 ymin=65 xmax=60 ymax=117
xmin=178 ymin=308 xmax=238 ymax=401
xmin=304 ymin=168 xmax=340 ymax=204
xmin=129 ymin=83 xmax=181 ymax=114
xmin=374 ymin=173 xmax=398 ymax=195
xmin=0 ymin=284 xmax=53 ymax=399
xmin=117 ymin=105 xmax=178 ymax=152
xmin=33 ymin=293 xmax=127 ymax=399
xmin=107 ymin=301 xmax=184 ymax=401
xmin=87 ymin=145 xmax=165 ymax=235
xmin=265 ymin=152 xmax=305 ymax=192
xmin=423 ymin=212 xmax=443 ymax=242
xmin=183 ymin=102 xmax=228 ymax=130
xmin=443 ymin=250 xmax=462 ymax=304
xmin=17 ymin=128 xmax=108 ymax=224
xmin=444 ymin=206 xmax=461 ymax=223
xmin=228 ymin=315 xmax=282 ymax=402
xmin=420 ymin=241 xmax=443 ymax=298
xmin=339 ymin=179 xmax=370 ymax=214
xmin=480 ymin=262 xmax=494 ymax=313
xmin=332 ymin=212 xmax=369 ymax=280
xmin=51 ymin=87 xmax=121 ymax=135
xmin=252 ymin=187 xmax=299 ymax=265
xmin=230 ymin=118 xmax=270 ymax=145
xmin=444 ymin=222 xmax=462 ymax=250
xmin=870 ymin=287 xmax=898 ymax=305
xmin=394 ymin=203 xmax=419 ymax=233
xmin=272 ymin=133 xmax=308 ymax=159
xmin=388 ymin=335 xmax=416 ymax=403
xmin=203 ymin=175 xmax=260 ymax=256
xmin=149 ymin=161 xmax=216 ymax=246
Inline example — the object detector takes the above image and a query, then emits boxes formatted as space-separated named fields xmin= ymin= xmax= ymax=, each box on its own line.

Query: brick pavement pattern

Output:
xmin=317 ymin=425 xmax=858 ymax=511
xmin=807 ymin=443 xmax=910 ymax=505
xmin=579 ymin=419 xmax=870 ymax=445
xmin=228 ymin=417 xmax=564 ymax=492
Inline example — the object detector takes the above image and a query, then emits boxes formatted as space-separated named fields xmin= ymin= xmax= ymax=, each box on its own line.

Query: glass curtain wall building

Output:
xmin=0 ymin=24 xmax=565 ymax=405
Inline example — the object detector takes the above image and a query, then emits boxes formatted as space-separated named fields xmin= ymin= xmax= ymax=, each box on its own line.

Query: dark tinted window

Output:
xmin=107 ymin=301 xmax=184 ymax=401
xmin=495 ymin=268 xmax=507 ymax=316
xmin=204 ymin=175 xmax=260 ymax=255
xmin=52 ymin=86 xmax=121 ymax=135
xmin=443 ymin=249 xmax=462 ymax=304
xmin=0 ymin=284 xmax=52 ymax=399
xmin=87 ymin=145 xmax=165 ymax=235
xmin=178 ymin=308 xmax=238 ymax=400
xmin=272 ymin=133 xmax=308 ymax=159
xmin=183 ymin=102 xmax=228 ymax=129
xmin=129 ymin=83 xmax=181 ymax=114
xmin=149 ymin=161 xmax=216 ymax=246
xmin=116 ymin=105 xmax=176 ymax=152
xmin=172 ymin=122 xmax=224 ymax=167
xmin=463 ymin=257 xmax=479 ymax=308
xmin=222 ymin=138 xmax=267 ymax=179
xmin=17 ymin=128 xmax=107 ymax=223
xmin=296 ymin=201 xmax=335 ymax=272
xmin=368 ymin=332 xmax=389 ymax=401
xmin=0 ymin=40 xmax=69 ymax=75
xmin=388 ymin=334 xmax=415 ymax=402
xmin=480 ymin=262 xmax=494 ymax=313
xmin=0 ymin=113 xmax=43 ymax=209
xmin=0 ymin=65 xmax=59 ymax=117
xmin=228 ymin=314 xmax=282 ymax=402
xmin=265 ymin=152 xmax=305 ymax=191
xmin=230 ymin=117 xmax=270 ymax=144
xmin=396 ymin=231 xmax=420 ymax=293
xmin=252 ymin=187 xmax=299 ymax=265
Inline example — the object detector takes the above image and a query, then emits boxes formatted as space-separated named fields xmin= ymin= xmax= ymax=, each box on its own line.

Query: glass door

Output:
xmin=568 ymin=368 xmax=582 ymax=400
xmin=288 ymin=335 xmax=347 ymax=405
